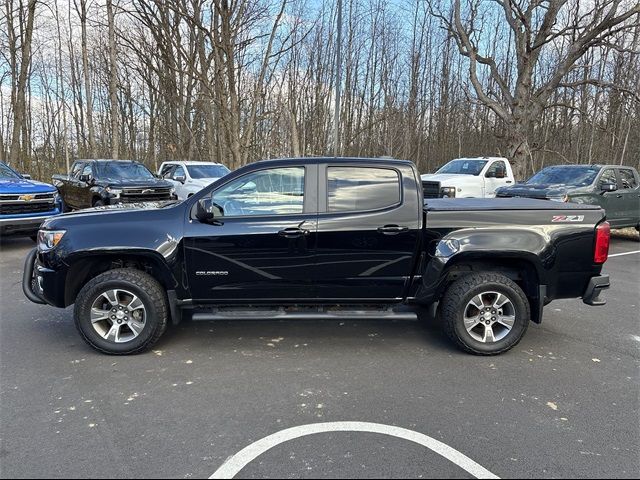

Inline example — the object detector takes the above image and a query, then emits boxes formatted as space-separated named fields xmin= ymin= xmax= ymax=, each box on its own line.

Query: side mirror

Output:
xmin=174 ymin=174 xmax=186 ymax=184
xmin=21 ymin=173 xmax=32 ymax=180
xmin=600 ymin=183 xmax=617 ymax=193
xmin=196 ymin=198 xmax=214 ymax=223
xmin=79 ymin=174 xmax=92 ymax=184
xmin=486 ymin=171 xmax=497 ymax=178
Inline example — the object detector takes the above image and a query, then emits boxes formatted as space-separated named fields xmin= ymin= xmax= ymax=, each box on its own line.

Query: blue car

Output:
xmin=0 ymin=162 xmax=62 ymax=239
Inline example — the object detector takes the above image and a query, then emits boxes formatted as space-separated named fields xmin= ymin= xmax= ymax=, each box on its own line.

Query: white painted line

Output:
xmin=609 ymin=250 xmax=640 ymax=258
xmin=209 ymin=421 xmax=500 ymax=479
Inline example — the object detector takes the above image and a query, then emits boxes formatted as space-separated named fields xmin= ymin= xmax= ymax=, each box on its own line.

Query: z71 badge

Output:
xmin=552 ymin=215 xmax=584 ymax=222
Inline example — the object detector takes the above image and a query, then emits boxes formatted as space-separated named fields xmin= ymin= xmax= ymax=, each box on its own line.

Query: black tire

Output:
xmin=74 ymin=268 xmax=168 ymax=355
xmin=29 ymin=234 xmax=38 ymax=242
xmin=93 ymin=199 xmax=105 ymax=207
xmin=441 ymin=272 xmax=530 ymax=355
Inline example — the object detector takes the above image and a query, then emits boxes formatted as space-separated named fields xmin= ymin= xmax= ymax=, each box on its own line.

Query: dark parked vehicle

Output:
xmin=24 ymin=157 xmax=611 ymax=356
xmin=52 ymin=159 xmax=176 ymax=210
xmin=496 ymin=164 xmax=640 ymax=230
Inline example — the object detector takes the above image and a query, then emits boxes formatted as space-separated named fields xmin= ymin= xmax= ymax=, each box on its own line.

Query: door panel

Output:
xmin=483 ymin=161 xmax=508 ymax=198
xmin=315 ymin=165 xmax=421 ymax=301
xmin=184 ymin=215 xmax=317 ymax=301
xmin=183 ymin=165 xmax=318 ymax=301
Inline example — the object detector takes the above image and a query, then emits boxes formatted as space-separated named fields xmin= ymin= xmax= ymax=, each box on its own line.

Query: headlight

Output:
xmin=37 ymin=230 xmax=66 ymax=251
xmin=548 ymin=195 xmax=568 ymax=202
xmin=440 ymin=186 xmax=456 ymax=198
xmin=106 ymin=187 xmax=122 ymax=197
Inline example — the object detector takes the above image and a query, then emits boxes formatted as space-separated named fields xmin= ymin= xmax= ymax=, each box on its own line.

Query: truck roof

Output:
xmin=241 ymin=157 xmax=415 ymax=168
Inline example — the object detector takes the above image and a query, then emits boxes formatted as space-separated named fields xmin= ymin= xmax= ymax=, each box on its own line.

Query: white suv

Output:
xmin=158 ymin=161 xmax=230 ymax=200
xmin=421 ymin=157 xmax=515 ymax=198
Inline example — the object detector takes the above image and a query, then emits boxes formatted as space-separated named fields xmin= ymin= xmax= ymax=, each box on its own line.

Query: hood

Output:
xmin=62 ymin=200 xmax=180 ymax=217
xmin=42 ymin=200 xmax=182 ymax=228
xmin=496 ymin=183 xmax=570 ymax=198
xmin=0 ymin=177 xmax=57 ymax=194
xmin=421 ymin=173 xmax=478 ymax=184
xmin=97 ymin=178 xmax=174 ymax=189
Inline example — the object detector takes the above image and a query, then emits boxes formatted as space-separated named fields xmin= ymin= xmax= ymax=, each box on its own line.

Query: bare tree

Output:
xmin=433 ymin=0 xmax=640 ymax=179
xmin=7 ymin=0 xmax=37 ymax=168
xmin=107 ymin=0 xmax=119 ymax=158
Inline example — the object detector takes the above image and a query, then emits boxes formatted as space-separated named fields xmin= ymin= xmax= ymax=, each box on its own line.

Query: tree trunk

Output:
xmin=505 ymin=126 xmax=531 ymax=182
xmin=107 ymin=0 xmax=119 ymax=159
xmin=78 ymin=0 xmax=97 ymax=158
xmin=9 ymin=0 xmax=36 ymax=167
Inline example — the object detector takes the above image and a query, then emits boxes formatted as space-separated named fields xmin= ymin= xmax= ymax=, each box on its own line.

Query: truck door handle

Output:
xmin=616 ymin=194 xmax=623 ymax=198
xmin=506 ymin=181 xmax=513 ymax=183
xmin=278 ymin=227 xmax=309 ymax=238
xmin=377 ymin=225 xmax=409 ymax=235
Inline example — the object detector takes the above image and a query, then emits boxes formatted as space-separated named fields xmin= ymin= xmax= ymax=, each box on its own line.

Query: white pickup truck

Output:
xmin=421 ymin=157 xmax=515 ymax=198
xmin=158 ymin=161 xmax=230 ymax=200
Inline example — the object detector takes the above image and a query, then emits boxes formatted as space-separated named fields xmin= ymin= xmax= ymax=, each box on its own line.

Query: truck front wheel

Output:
xmin=440 ymin=272 xmax=530 ymax=355
xmin=74 ymin=269 xmax=168 ymax=354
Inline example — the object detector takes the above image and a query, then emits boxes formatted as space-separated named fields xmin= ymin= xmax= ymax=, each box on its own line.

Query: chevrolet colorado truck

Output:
xmin=0 ymin=162 xmax=62 ymax=239
xmin=52 ymin=159 xmax=176 ymax=210
xmin=23 ymin=157 xmax=611 ymax=355
xmin=496 ymin=164 xmax=640 ymax=231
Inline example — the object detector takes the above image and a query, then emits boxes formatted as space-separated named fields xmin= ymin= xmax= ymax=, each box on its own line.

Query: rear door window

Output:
xmin=327 ymin=167 xmax=400 ymax=212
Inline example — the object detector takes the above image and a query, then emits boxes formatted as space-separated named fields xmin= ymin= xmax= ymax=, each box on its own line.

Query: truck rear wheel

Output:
xmin=440 ymin=272 xmax=530 ymax=355
xmin=74 ymin=269 xmax=168 ymax=355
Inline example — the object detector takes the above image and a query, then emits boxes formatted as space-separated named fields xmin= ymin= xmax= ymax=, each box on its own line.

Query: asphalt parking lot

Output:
xmin=1 ymin=234 xmax=639 ymax=479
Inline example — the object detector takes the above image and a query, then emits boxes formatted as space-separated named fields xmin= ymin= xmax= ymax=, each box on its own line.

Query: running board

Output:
xmin=191 ymin=306 xmax=418 ymax=322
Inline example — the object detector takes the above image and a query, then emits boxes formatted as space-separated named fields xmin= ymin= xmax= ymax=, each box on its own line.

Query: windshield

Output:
xmin=525 ymin=166 xmax=599 ymax=186
xmin=436 ymin=159 xmax=488 ymax=176
xmin=187 ymin=164 xmax=230 ymax=179
xmin=0 ymin=163 xmax=22 ymax=179
xmin=96 ymin=162 xmax=155 ymax=180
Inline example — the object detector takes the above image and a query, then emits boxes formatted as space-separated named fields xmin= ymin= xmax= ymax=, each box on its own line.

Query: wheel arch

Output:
xmin=435 ymin=254 xmax=544 ymax=323
xmin=64 ymin=250 xmax=177 ymax=307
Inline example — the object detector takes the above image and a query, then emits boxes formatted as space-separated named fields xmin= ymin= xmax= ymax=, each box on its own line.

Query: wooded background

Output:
xmin=1 ymin=0 xmax=639 ymax=181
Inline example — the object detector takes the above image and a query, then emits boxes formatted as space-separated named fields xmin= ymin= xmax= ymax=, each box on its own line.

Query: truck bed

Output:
xmin=424 ymin=198 xmax=602 ymax=211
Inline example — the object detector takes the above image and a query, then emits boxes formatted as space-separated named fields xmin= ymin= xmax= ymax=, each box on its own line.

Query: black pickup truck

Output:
xmin=52 ymin=159 xmax=176 ymax=210
xmin=24 ymin=157 xmax=610 ymax=355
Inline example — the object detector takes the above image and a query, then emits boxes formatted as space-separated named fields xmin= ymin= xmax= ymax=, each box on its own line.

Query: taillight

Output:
xmin=594 ymin=221 xmax=610 ymax=264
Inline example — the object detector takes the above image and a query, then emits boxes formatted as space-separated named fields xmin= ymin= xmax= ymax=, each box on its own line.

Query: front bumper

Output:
xmin=22 ymin=248 xmax=67 ymax=307
xmin=582 ymin=274 xmax=610 ymax=306
xmin=0 ymin=211 xmax=61 ymax=235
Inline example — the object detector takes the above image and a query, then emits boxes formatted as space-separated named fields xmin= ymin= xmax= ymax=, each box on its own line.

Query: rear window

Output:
xmin=327 ymin=167 xmax=400 ymax=212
